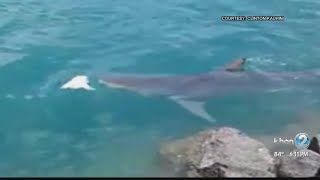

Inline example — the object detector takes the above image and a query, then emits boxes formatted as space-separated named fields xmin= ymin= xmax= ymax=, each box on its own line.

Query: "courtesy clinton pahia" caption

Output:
xmin=221 ymin=16 xmax=285 ymax=21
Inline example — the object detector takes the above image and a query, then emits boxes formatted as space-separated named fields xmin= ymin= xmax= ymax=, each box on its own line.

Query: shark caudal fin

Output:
xmin=170 ymin=96 xmax=216 ymax=123
xmin=60 ymin=75 xmax=95 ymax=91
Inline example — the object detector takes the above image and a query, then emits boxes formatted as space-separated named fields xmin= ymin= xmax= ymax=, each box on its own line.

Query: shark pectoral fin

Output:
xmin=224 ymin=58 xmax=247 ymax=72
xmin=170 ymin=97 xmax=216 ymax=123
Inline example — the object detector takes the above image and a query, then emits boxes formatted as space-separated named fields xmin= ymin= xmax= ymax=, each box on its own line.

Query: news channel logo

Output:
xmin=295 ymin=133 xmax=310 ymax=149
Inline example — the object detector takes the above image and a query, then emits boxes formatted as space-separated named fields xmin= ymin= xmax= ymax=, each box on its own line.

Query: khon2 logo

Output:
xmin=295 ymin=133 xmax=310 ymax=149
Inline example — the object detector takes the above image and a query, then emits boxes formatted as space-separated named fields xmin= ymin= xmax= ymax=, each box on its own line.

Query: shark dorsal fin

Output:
xmin=224 ymin=58 xmax=247 ymax=72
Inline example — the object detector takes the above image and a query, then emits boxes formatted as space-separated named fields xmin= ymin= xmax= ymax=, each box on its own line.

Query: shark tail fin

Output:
xmin=170 ymin=96 xmax=216 ymax=123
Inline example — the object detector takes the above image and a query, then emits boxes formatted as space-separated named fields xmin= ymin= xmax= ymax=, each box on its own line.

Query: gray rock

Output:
xmin=160 ymin=127 xmax=276 ymax=177
xmin=278 ymin=149 xmax=320 ymax=177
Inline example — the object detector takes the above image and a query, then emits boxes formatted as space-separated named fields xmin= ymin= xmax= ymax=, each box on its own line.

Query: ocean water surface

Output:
xmin=1 ymin=0 xmax=320 ymax=177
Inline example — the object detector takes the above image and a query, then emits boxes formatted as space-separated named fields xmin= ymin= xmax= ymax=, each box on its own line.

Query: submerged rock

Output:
xmin=160 ymin=127 xmax=276 ymax=177
xmin=278 ymin=149 xmax=320 ymax=177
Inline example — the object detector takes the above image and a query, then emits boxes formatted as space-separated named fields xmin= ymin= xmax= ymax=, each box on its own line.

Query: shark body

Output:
xmin=65 ymin=58 xmax=320 ymax=123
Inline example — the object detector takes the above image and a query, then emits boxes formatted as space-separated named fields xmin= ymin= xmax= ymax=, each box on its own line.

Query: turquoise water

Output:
xmin=1 ymin=0 xmax=320 ymax=177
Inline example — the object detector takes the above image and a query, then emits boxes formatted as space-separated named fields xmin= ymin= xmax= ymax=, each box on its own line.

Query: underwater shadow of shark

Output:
xmin=60 ymin=58 xmax=320 ymax=123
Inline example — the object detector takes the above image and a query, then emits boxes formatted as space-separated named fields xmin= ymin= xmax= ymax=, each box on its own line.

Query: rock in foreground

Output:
xmin=278 ymin=149 xmax=320 ymax=177
xmin=160 ymin=127 xmax=276 ymax=177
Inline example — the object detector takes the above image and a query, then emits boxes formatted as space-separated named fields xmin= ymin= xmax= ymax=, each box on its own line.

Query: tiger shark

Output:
xmin=62 ymin=58 xmax=320 ymax=123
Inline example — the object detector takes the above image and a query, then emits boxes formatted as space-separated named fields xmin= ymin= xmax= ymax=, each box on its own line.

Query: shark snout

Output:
xmin=98 ymin=77 xmax=131 ymax=89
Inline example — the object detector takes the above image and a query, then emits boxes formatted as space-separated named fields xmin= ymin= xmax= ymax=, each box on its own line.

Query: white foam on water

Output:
xmin=37 ymin=94 xmax=47 ymax=98
xmin=61 ymin=75 xmax=95 ymax=91
xmin=38 ymin=69 xmax=71 ymax=96
xmin=1 ymin=94 xmax=47 ymax=100
xmin=5 ymin=94 xmax=15 ymax=99
xmin=265 ymin=87 xmax=292 ymax=93
xmin=24 ymin=95 xmax=33 ymax=100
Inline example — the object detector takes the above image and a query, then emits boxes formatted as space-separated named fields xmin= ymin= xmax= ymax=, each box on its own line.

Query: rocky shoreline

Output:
xmin=159 ymin=127 xmax=320 ymax=178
